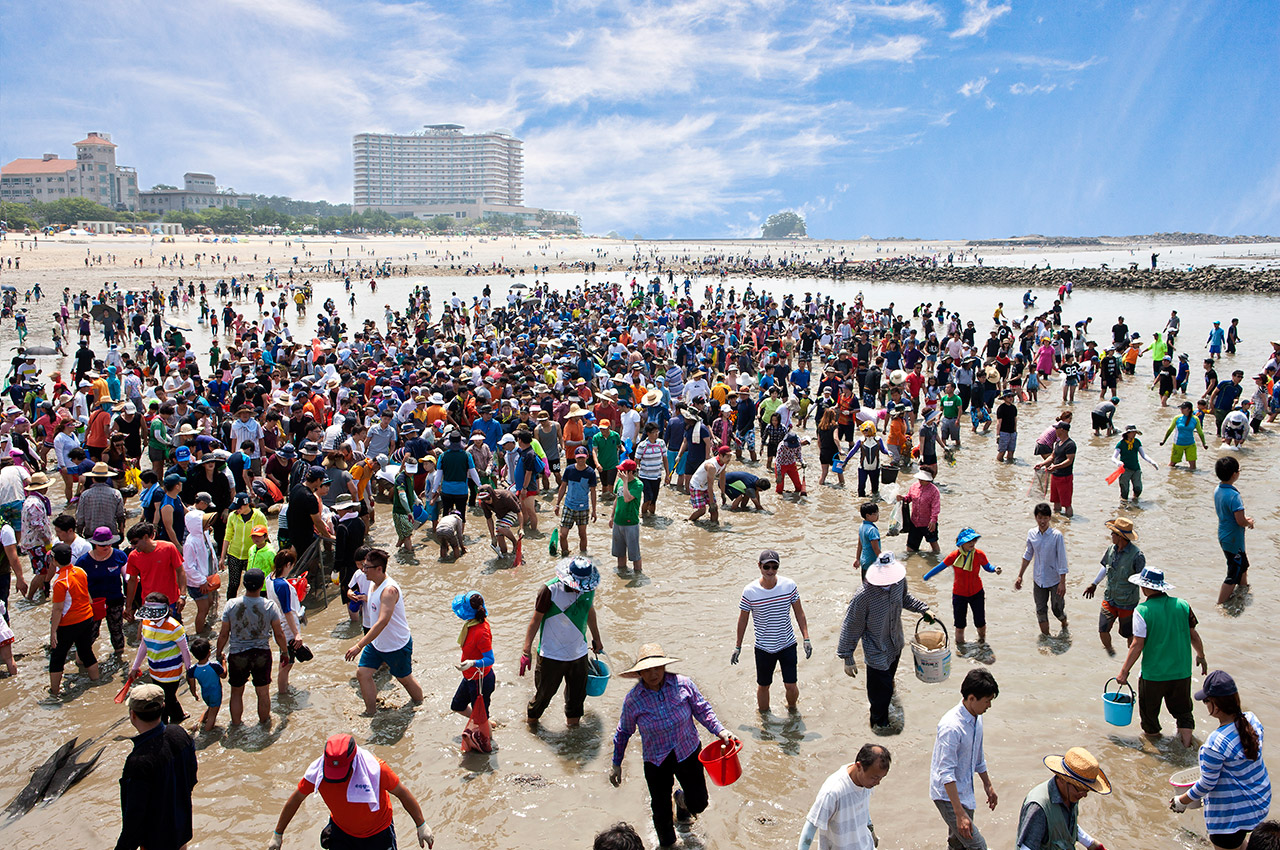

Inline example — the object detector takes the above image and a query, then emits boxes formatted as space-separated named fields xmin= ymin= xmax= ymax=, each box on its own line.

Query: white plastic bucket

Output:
xmin=911 ymin=617 xmax=951 ymax=684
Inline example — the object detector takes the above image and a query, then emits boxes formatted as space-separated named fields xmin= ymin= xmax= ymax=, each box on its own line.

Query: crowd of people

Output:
xmin=0 ymin=266 xmax=1277 ymax=850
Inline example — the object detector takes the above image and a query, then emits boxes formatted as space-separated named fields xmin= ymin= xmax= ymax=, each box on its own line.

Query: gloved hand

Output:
xmin=1169 ymin=796 xmax=1188 ymax=813
xmin=267 ymin=832 xmax=283 ymax=850
xmin=803 ymin=639 xmax=812 ymax=659
xmin=730 ymin=647 xmax=741 ymax=665
xmin=922 ymin=611 xmax=937 ymax=625
xmin=456 ymin=660 xmax=476 ymax=672
xmin=519 ymin=653 xmax=531 ymax=677
xmin=609 ymin=764 xmax=622 ymax=786
xmin=416 ymin=821 xmax=434 ymax=848
xmin=844 ymin=658 xmax=858 ymax=678
xmin=718 ymin=730 xmax=737 ymax=745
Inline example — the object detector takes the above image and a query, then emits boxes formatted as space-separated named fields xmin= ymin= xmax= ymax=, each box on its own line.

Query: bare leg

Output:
xmin=255 ymin=683 xmax=271 ymax=723
xmin=230 ymin=685 xmax=245 ymax=725
xmin=356 ymin=666 xmax=379 ymax=714
xmin=397 ymin=674 xmax=424 ymax=705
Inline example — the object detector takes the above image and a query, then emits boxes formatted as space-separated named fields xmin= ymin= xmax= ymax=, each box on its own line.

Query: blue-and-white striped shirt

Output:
xmin=1188 ymin=712 xmax=1271 ymax=834
xmin=740 ymin=577 xmax=799 ymax=653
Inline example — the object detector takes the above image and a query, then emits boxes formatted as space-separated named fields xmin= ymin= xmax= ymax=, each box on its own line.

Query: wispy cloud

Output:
xmin=1009 ymin=82 xmax=1056 ymax=94
xmin=958 ymin=76 xmax=989 ymax=97
xmin=951 ymin=0 xmax=1011 ymax=38
xmin=848 ymin=1 xmax=945 ymax=25
xmin=1003 ymin=54 xmax=1101 ymax=72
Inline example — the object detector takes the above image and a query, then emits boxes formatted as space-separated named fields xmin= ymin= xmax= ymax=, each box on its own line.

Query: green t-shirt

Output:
xmin=1115 ymin=436 xmax=1143 ymax=471
xmin=592 ymin=431 xmax=622 ymax=470
xmin=761 ymin=397 xmax=784 ymax=423
xmin=613 ymin=477 xmax=643 ymax=525
xmin=148 ymin=417 xmax=170 ymax=453
xmin=940 ymin=393 xmax=962 ymax=419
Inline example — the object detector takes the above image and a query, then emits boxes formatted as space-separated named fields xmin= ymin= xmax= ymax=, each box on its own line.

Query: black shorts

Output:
xmin=754 ymin=643 xmax=798 ymax=687
xmin=439 ymin=492 xmax=467 ymax=519
xmin=1091 ymin=413 xmax=1110 ymax=431
xmin=952 ymin=590 xmax=986 ymax=629
xmin=450 ymin=670 xmax=495 ymax=713
xmin=228 ymin=648 xmax=272 ymax=687
xmin=1224 ymin=550 xmax=1249 ymax=585
xmin=641 ymin=477 xmax=661 ymax=504
xmin=546 ymin=457 xmax=562 ymax=474
xmin=1210 ymin=830 xmax=1248 ymax=850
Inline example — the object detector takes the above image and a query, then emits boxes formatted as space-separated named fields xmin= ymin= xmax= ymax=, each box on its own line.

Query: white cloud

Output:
xmin=848 ymin=1 xmax=945 ymax=25
xmin=1009 ymin=82 xmax=1056 ymax=94
xmin=958 ymin=76 xmax=989 ymax=97
xmin=1003 ymin=54 xmax=1101 ymax=72
xmin=217 ymin=0 xmax=342 ymax=34
xmin=950 ymin=0 xmax=1011 ymax=38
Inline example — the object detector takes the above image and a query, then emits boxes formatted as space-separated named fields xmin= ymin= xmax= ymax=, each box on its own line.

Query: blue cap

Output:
xmin=451 ymin=590 xmax=483 ymax=620
xmin=175 ymin=446 xmax=191 ymax=462
xmin=956 ymin=527 xmax=981 ymax=546
xmin=1195 ymin=670 xmax=1237 ymax=701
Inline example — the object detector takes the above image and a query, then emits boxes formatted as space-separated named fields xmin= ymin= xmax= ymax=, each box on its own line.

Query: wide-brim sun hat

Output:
xmin=1121 ymin=423 xmax=1142 ymax=435
xmin=25 ymin=472 xmax=52 ymax=491
xmin=889 ymin=369 xmax=907 ymax=386
xmin=1044 ymin=747 xmax=1111 ymax=795
xmin=865 ymin=552 xmax=906 ymax=587
xmin=642 ymin=389 xmax=662 ymax=406
xmin=1104 ymin=517 xmax=1137 ymax=541
xmin=557 ymin=555 xmax=600 ymax=592
xmin=620 ymin=642 xmax=681 ymax=678
xmin=1128 ymin=566 xmax=1172 ymax=591
xmin=915 ymin=470 xmax=934 ymax=482
xmin=956 ymin=527 xmax=980 ymax=546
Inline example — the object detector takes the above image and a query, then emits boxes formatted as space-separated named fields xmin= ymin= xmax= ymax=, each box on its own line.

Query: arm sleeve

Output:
xmin=933 ymin=724 xmax=960 ymax=785
xmin=1132 ymin=610 xmax=1147 ymax=638
xmin=178 ymin=635 xmax=193 ymax=672
xmin=1187 ymin=742 xmax=1224 ymax=801
xmin=1076 ymin=825 xmax=1095 ymax=847
xmin=1092 ymin=566 xmax=1108 ymax=586
xmin=797 ymin=820 xmax=818 ymax=850
xmin=473 ymin=650 xmax=495 ymax=671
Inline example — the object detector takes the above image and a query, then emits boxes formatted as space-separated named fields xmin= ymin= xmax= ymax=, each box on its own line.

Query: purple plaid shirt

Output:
xmin=612 ymin=673 xmax=726 ymax=766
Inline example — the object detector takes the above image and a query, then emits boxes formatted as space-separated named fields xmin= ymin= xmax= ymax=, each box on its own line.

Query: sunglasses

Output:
xmin=760 ymin=564 xmax=779 ymax=571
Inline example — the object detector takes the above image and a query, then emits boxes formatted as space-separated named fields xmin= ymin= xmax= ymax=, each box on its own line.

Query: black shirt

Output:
xmin=286 ymin=484 xmax=321 ymax=553
xmin=1051 ymin=438 xmax=1077 ymax=477
xmin=116 ymin=723 xmax=197 ymax=850
xmin=996 ymin=402 xmax=1018 ymax=433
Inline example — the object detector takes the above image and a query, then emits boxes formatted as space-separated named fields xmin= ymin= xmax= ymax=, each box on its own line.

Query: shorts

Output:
xmin=227 ymin=648 xmax=272 ymax=688
xmin=753 ymin=643 xmax=798 ymax=687
xmin=1170 ymin=443 xmax=1197 ymax=464
xmin=1091 ymin=413 xmax=1110 ymax=431
xmin=611 ymin=522 xmax=641 ymax=561
xmin=1033 ymin=442 xmax=1052 ymax=457
xmin=952 ymin=590 xmax=986 ymax=629
xmin=149 ymin=446 xmax=168 ymax=463
xmin=546 ymin=457 xmax=562 ymax=474
xmin=560 ymin=507 xmax=590 ymax=528
xmin=689 ymin=488 xmax=709 ymax=510
xmin=1049 ymin=474 xmax=1073 ymax=506
xmin=667 ymin=450 xmax=686 ymax=475
xmin=1209 ymin=830 xmax=1248 ymax=850
xmin=496 ymin=512 xmax=517 ymax=530
xmin=736 ymin=430 xmax=756 ymax=450
xmin=450 ymin=670 xmax=495 ymax=714
xmin=520 ymin=490 xmax=539 ymax=499
xmin=1098 ymin=602 xmax=1134 ymax=638
xmin=1223 ymin=550 xmax=1249 ymax=585
xmin=188 ymin=584 xmax=209 ymax=601
xmin=358 ymin=638 xmax=413 ymax=679
xmin=726 ymin=482 xmax=748 ymax=501
xmin=1224 ymin=425 xmax=1245 ymax=442
xmin=641 ymin=477 xmax=660 ymax=504
xmin=996 ymin=432 xmax=1017 ymax=453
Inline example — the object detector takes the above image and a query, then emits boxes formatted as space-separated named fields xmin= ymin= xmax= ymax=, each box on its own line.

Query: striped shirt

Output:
xmin=740 ymin=577 xmax=800 ymax=653
xmin=1188 ymin=713 xmax=1271 ymax=834
xmin=837 ymin=579 xmax=931 ymax=670
xmin=635 ymin=438 xmax=667 ymax=480
xmin=140 ymin=617 xmax=190 ymax=683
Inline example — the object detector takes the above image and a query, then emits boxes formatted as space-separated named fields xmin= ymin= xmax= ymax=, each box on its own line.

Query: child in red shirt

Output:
xmin=924 ymin=527 xmax=1001 ymax=647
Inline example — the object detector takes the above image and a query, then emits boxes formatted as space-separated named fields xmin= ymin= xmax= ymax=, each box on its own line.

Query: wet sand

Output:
xmin=0 ymin=243 xmax=1278 ymax=849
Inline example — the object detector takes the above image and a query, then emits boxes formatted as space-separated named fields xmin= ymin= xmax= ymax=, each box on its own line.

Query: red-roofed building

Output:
xmin=0 ymin=131 xmax=138 ymax=210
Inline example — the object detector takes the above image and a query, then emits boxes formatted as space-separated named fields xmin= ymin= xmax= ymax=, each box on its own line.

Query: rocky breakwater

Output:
xmin=724 ymin=263 xmax=1280 ymax=293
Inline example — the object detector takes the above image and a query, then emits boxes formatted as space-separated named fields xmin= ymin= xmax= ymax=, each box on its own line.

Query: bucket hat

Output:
xmin=865 ymin=552 xmax=906 ymax=587
xmin=1128 ymin=566 xmax=1172 ymax=591
xmin=557 ymin=555 xmax=600 ymax=592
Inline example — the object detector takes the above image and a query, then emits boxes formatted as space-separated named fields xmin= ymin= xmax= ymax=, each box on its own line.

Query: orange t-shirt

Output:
xmin=87 ymin=408 xmax=112 ymax=448
xmin=298 ymin=760 xmax=400 ymax=838
xmin=52 ymin=566 xmax=94 ymax=627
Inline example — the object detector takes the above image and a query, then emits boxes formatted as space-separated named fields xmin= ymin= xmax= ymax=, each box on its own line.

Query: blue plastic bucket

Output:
xmin=1102 ymin=678 xmax=1135 ymax=726
xmin=585 ymin=654 xmax=610 ymax=697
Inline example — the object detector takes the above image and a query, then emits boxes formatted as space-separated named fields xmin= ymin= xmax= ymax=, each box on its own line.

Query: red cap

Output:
xmin=323 ymin=734 xmax=356 ymax=781
xmin=717 ymin=446 xmax=733 ymax=455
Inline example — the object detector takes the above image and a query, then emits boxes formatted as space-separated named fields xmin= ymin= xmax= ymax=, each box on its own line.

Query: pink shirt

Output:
xmin=904 ymin=481 xmax=940 ymax=525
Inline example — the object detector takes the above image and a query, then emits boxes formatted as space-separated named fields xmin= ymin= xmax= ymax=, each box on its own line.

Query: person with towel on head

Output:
xmin=1015 ymin=747 xmax=1112 ymax=850
xmin=837 ymin=552 xmax=936 ymax=730
xmin=268 ymin=733 xmax=434 ymax=849
xmin=610 ymin=642 xmax=738 ymax=849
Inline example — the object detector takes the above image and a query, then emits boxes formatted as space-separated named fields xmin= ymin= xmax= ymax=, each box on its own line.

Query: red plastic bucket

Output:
xmin=698 ymin=739 xmax=743 ymax=786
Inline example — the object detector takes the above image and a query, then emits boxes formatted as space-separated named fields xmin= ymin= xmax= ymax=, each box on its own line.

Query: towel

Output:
xmin=302 ymin=746 xmax=381 ymax=810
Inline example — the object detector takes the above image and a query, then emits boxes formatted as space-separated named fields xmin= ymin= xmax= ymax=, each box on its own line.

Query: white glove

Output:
xmin=1169 ymin=796 xmax=1188 ymax=814
xmin=609 ymin=764 xmax=622 ymax=786
xmin=416 ymin=821 xmax=434 ymax=848
xmin=268 ymin=833 xmax=283 ymax=850
xmin=844 ymin=659 xmax=858 ymax=678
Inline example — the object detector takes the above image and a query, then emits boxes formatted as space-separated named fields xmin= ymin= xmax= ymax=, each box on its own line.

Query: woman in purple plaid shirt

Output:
xmin=609 ymin=642 xmax=739 ymax=848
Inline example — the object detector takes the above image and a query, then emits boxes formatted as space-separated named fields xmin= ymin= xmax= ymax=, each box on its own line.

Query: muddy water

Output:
xmin=2 ymin=273 xmax=1279 ymax=850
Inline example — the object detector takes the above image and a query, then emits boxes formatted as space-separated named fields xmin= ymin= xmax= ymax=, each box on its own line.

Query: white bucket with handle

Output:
xmin=911 ymin=617 xmax=951 ymax=684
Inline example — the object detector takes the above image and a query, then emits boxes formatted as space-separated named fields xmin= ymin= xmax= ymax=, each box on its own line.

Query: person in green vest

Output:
xmin=1109 ymin=424 xmax=1158 ymax=502
xmin=1116 ymin=567 xmax=1209 ymax=748
xmin=246 ymin=525 xmax=276 ymax=579
xmin=1015 ymin=747 xmax=1111 ymax=850
xmin=1082 ymin=517 xmax=1145 ymax=656
xmin=520 ymin=556 xmax=605 ymax=729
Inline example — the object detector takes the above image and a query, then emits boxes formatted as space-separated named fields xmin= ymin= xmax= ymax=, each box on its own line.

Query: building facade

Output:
xmin=138 ymin=172 xmax=252 ymax=214
xmin=1 ymin=132 xmax=138 ymax=210
xmin=353 ymin=124 xmax=527 ymax=217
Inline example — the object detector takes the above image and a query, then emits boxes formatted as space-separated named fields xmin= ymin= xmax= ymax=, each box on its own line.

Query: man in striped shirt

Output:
xmin=732 ymin=549 xmax=811 ymax=712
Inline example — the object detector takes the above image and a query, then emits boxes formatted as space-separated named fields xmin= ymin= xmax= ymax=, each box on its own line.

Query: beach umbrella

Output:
xmin=0 ymin=284 xmax=15 ymax=292
xmin=90 ymin=303 xmax=121 ymax=324
xmin=164 ymin=316 xmax=193 ymax=331
xmin=510 ymin=282 xmax=528 ymax=290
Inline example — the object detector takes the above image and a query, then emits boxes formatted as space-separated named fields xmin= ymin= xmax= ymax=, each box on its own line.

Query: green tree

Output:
xmin=426 ymin=215 xmax=454 ymax=232
xmin=150 ymin=183 xmax=177 ymax=191
xmin=0 ymin=201 xmax=39 ymax=229
xmin=41 ymin=197 xmax=123 ymax=226
xmin=760 ymin=210 xmax=806 ymax=238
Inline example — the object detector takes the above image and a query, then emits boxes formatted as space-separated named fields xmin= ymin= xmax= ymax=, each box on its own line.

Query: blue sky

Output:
xmin=2 ymin=0 xmax=1277 ymax=238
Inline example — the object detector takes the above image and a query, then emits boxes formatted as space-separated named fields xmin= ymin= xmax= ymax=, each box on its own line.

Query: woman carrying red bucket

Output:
xmin=610 ymin=642 xmax=740 ymax=848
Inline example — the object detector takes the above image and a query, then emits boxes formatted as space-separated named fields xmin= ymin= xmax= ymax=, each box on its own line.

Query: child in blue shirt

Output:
xmin=856 ymin=502 xmax=881 ymax=577
xmin=188 ymin=636 xmax=225 ymax=731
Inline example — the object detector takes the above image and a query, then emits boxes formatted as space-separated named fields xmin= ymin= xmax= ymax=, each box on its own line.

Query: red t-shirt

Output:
xmin=943 ymin=548 xmax=990 ymax=597
xmin=298 ymin=761 xmax=399 ymax=838
xmin=460 ymin=621 xmax=492 ymax=681
xmin=125 ymin=541 xmax=184 ymax=603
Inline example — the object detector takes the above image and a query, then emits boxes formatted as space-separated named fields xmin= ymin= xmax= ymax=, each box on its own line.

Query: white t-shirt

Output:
xmin=348 ymin=571 xmax=374 ymax=628
xmin=805 ymin=765 xmax=875 ymax=850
